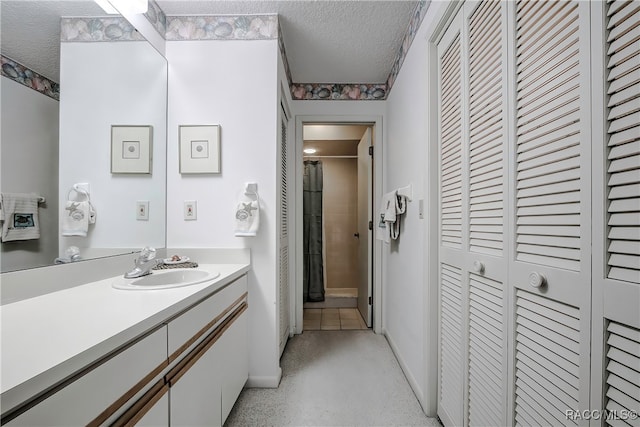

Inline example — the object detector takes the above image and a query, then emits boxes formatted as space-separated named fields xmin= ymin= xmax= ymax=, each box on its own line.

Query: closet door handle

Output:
xmin=473 ymin=261 xmax=485 ymax=274
xmin=528 ymin=272 xmax=546 ymax=288
xmin=354 ymin=233 xmax=360 ymax=238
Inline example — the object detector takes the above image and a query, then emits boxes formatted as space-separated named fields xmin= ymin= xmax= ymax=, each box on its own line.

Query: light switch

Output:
xmin=184 ymin=200 xmax=197 ymax=220
xmin=136 ymin=201 xmax=149 ymax=221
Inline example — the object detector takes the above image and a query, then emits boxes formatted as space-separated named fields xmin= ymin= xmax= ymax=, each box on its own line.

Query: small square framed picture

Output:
xmin=111 ymin=125 xmax=152 ymax=174
xmin=179 ymin=125 xmax=221 ymax=174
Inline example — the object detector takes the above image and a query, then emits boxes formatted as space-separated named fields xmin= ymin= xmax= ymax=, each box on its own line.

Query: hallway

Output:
xmin=225 ymin=330 xmax=438 ymax=427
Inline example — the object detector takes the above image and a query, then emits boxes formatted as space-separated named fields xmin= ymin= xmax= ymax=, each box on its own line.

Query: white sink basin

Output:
xmin=112 ymin=269 xmax=219 ymax=290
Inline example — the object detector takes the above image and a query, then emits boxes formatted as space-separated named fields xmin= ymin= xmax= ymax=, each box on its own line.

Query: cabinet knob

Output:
xmin=473 ymin=260 xmax=485 ymax=274
xmin=528 ymin=271 xmax=546 ymax=288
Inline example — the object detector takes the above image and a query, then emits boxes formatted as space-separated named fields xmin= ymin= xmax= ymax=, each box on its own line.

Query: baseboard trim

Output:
xmin=246 ymin=369 xmax=282 ymax=388
xmin=384 ymin=331 xmax=424 ymax=405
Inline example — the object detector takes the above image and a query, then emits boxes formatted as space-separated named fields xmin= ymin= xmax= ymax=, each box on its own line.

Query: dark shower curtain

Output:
xmin=303 ymin=160 xmax=325 ymax=302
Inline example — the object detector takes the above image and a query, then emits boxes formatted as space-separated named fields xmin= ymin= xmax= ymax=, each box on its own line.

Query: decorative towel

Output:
xmin=389 ymin=193 xmax=407 ymax=240
xmin=234 ymin=199 xmax=260 ymax=236
xmin=376 ymin=190 xmax=408 ymax=243
xmin=0 ymin=193 xmax=41 ymax=242
xmin=376 ymin=191 xmax=395 ymax=243
xmin=62 ymin=200 xmax=96 ymax=237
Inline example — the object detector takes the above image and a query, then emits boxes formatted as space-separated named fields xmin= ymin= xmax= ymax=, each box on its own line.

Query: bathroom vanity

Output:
xmin=0 ymin=259 xmax=250 ymax=426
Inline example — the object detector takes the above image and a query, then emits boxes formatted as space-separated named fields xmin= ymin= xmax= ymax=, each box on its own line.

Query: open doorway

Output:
xmin=300 ymin=123 xmax=374 ymax=331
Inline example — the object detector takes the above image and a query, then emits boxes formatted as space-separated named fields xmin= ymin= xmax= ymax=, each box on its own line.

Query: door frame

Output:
xmin=293 ymin=115 xmax=383 ymax=334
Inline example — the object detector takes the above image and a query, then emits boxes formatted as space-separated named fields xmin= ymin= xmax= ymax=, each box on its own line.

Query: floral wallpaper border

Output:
xmin=61 ymin=17 xmax=146 ymax=42
xmin=165 ymin=15 xmax=278 ymax=41
xmin=290 ymin=83 xmax=388 ymax=101
xmin=386 ymin=1 xmax=429 ymax=92
xmin=145 ymin=0 xmax=167 ymax=38
xmin=1 ymin=55 xmax=60 ymax=100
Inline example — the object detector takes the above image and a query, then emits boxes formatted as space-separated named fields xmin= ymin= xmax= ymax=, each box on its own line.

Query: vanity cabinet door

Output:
xmin=169 ymin=339 xmax=223 ymax=427
xmin=166 ymin=274 xmax=248 ymax=426
xmin=167 ymin=275 xmax=248 ymax=356
xmin=220 ymin=309 xmax=248 ymax=424
xmin=5 ymin=327 xmax=168 ymax=427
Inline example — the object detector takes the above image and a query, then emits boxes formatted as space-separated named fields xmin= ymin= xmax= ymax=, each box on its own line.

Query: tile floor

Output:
xmin=303 ymin=308 xmax=368 ymax=330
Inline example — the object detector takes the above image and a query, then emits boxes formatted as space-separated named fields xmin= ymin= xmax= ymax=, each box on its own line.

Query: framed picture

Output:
xmin=111 ymin=125 xmax=152 ymax=174
xmin=179 ymin=125 xmax=221 ymax=174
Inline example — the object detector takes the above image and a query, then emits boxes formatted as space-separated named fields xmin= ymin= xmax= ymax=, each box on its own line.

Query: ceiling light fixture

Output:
xmin=303 ymin=148 xmax=317 ymax=154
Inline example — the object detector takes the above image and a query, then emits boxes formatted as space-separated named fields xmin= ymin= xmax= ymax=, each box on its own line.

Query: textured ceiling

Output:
xmin=1 ymin=1 xmax=104 ymax=82
xmin=158 ymin=1 xmax=419 ymax=84
xmin=1 ymin=1 xmax=418 ymax=85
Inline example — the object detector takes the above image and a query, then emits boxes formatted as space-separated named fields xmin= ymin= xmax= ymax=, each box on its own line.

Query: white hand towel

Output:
xmin=389 ymin=194 xmax=407 ymax=240
xmin=376 ymin=191 xmax=396 ymax=243
xmin=0 ymin=193 xmax=41 ymax=242
xmin=235 ymin=199 xmax=260 ymax=236
xmin=62 ymin=200 xmax=93 ymax=236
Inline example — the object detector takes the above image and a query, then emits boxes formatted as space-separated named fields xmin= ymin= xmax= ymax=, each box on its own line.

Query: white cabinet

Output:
xmin=220 ymin=310 xmax=248 ymax=421
xmin=3 ymin=274 xmax=249 ymax=427
xmin=5 ymin=327 xmax=168 ymax=426
xmin=168 ymin=274 xmax=248 ymax=427
xmin=169 ymin=342 xmax=223 ymax=426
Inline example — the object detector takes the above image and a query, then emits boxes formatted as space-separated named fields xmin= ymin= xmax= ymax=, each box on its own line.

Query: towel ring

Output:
xmin=67 ymin=185 xmax=90 ymax=201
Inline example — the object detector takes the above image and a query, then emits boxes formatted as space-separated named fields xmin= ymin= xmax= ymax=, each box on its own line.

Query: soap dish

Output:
xmin=163 ymin=256 xmax=190 ymax=265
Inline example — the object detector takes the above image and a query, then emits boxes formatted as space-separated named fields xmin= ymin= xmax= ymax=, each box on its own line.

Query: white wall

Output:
xmin=1 ymin=79 xmax=59 ymax=271
xmin=166 ymin=39 xmax=282 ymax=386
xmin=382 ymin=1 xmax=449 ymax=415
xmin=59 ymin=41 xmax=167 ymax=255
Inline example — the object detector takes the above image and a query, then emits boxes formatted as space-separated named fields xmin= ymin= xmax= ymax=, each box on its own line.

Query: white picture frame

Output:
xmin=111 ymin=125 xmax=152 ymax=174
xmin=179 ymin=125 xmax=221 ymax=174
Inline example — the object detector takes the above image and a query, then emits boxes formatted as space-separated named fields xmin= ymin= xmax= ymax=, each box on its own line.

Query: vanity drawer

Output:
xmin=5 ymin=327 xmax=168 ymax=426
xmin=167 ymin=275 xmax=248 ymax=358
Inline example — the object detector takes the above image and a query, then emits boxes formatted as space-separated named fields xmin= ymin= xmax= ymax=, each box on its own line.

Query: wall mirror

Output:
xmin=1 ymin=0 xmax=168 ymax=273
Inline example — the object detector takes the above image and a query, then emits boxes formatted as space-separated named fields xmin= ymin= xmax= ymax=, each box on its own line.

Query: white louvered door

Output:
xmin=278 ymin=102 xmax=290 ymax=356
xmin=591 ymin=1 xmax=640 ymax=425
xmin=437 ymin=2 xmax=509 ymax=426
xmin=437 ymin=10 xmax=466 ymax=427
xmin=464 ymin=1 xmax=509 ymax=426
xmin=510 ymin=1 xmax=592 ymax=425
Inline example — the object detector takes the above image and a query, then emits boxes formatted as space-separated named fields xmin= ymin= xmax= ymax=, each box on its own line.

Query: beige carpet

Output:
xmin=225 ymin=330 xmax=439 ymax=427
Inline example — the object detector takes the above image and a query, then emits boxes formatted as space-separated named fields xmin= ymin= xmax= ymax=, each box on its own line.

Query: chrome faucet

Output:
xmin=124 ymin=247 xmax=162 ymax=279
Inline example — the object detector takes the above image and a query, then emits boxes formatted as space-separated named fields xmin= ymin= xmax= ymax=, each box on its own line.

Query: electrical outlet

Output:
xmin=136 ymin=201 xmax=149 ymax=221
xmin=184 ymin=201 xmax=197 ymax=220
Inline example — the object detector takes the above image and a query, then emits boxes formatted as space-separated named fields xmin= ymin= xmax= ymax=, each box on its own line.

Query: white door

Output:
xmin=357 ymin=128 xmax=372 ymax=327
xmin=463 ymin=1 xmax=509 ymax=426
xmin=436 ymin=1 xmax=595 ymax=426
xmin=590 ymin=1 xmax=640 ymax=423
xmin=278 ymin=102 xmax=290 ymax=355
xmin=437 ymin=10 xmax=465 ymax=426
xmin=509 ymin=1 xmax=593 ymax=424
xmin=437 ymin=3 xmax=509 ymax=425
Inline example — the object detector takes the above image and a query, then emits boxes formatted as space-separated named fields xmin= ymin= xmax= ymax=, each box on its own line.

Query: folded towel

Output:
xmin=0 ymin=193 xmax=41 ymax=242
xmin=235 ymin=199 xmax=260 ymax=237
xmin=62 ymin=200 xmax=95 ymax=237
xmin=376 ymin=190 xmax=408 ymax=243
xmin=389 ymin=193 xmax=407 ymax=240
xmin=376 ymin=191 xmax=396 ymax=243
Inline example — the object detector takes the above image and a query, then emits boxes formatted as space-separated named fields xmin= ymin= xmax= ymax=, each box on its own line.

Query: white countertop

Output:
xmin=0 ymin=263 xmax=250 ymax=413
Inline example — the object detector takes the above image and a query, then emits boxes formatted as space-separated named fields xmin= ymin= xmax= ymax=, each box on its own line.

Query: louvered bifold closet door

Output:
xmin=437 ymin=10 xmax=466 ymax=427
xmin=465 ymin=1 xmax=508 ymax=426
xmin=278 ymin=104 xmax=290 ymax=356
xmin=591 ymin=2 xmax=640 ymax=424
xmin=511 ymin=1 xmax=592 ymax=425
